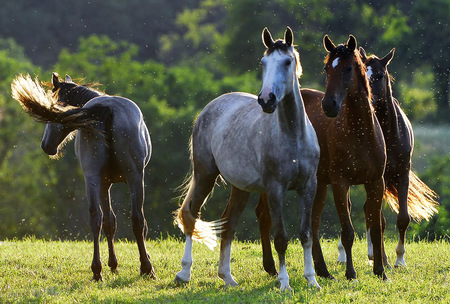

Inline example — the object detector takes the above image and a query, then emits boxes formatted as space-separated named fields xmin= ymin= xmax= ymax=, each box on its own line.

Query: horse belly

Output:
xmin=214 ymin=154 xmax=265 ymax=192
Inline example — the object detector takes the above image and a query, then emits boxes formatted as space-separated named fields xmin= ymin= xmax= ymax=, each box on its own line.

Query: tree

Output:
xmin=410 ymin=0 xmax=450 ymax=114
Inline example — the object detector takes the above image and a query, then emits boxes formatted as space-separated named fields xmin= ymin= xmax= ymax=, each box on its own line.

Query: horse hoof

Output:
xmin=394 ymin=259 xmax=406 ymax=268
xmin=280 ymin=284 xmax=293 ymax=292
xmin=93 ymin=273 xmax=103 ymax=282
xmin=174 ymin=274 xmax=189 ymax=285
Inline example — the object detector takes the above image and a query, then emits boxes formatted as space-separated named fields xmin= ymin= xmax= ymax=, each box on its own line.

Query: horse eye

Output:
xmin=284 ymin=59 xmax=292 ymax=67
xmin=346 ymin=66 xmax=353 ymax=73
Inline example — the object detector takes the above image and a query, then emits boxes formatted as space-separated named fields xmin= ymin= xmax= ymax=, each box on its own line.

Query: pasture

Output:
xmin=0 ymin=238 xmax=449 ymax=303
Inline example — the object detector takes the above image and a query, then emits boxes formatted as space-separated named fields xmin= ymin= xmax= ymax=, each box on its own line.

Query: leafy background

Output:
xmin=0 ymin=0 xmax=448 ymax=242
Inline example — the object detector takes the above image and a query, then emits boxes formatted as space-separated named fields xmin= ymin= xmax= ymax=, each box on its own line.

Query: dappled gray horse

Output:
xmin=11 ymin=73 xmax=154 ymax=281
xmin=174 ymin=27 xmax=320 ymax=290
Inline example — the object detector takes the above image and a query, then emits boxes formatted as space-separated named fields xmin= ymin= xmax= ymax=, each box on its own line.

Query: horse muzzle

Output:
xmin=321 ymin=97 xmax=340 ymax=118
xmin=257 ymin=92 xmax=277 ymax=113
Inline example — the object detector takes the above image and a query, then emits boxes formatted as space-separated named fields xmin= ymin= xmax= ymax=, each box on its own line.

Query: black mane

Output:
xmin=57 ymin=83 xmax=103 ymax=108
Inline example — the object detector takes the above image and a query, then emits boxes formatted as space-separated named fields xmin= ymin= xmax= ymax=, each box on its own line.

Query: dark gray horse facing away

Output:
xmin=11 ymin=73 xmax=154 ymax=281
xmin=174 ymin=27 xmax=320 ymax=291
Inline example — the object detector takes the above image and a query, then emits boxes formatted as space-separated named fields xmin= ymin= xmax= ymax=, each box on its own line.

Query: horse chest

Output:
xmin=330 ymin=141 xmax=385 ymax=183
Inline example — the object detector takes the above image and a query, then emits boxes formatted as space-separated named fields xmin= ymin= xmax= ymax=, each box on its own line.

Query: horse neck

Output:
xmin=69 ymin=87 xmax=101 ymax=107
xmin=374 ymin=79 xmax=400 ymax=136
xmin=343 ymin=87 xmax=377 ymax=138
xmin=277 ymin=78 xmax=308 ymax=138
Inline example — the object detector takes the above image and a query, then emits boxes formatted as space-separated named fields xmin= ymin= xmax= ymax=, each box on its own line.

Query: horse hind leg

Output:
xmin=218 ymin=186 xmax=250 ymax=286
xmin=337 ymin=196 xmax=352 ymax=264
xmin=395 ymin=174 xmax=410 ymax=267
xmin=255 ymin=193 xmax=277 ymax=276
xmin=128 ymin=173 xmax=155 ymax=279
xmin=100 ymin=182 xmax=118 ymax=273
xmin=85 ymin=178 xmax=104 ymax=281
xmin=175 ymin=169 xmax=219 ymax=284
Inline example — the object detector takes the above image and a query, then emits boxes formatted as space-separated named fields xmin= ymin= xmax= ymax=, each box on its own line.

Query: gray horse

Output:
xmin=174 ymin=27 xmax=320 ymax=290
xmin=11 ymin=73 xmax=154 ymax=281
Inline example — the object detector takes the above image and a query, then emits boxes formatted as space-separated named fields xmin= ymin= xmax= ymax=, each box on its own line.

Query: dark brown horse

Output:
xmin=255 ymin=35 xmax=388 ymax=281
xmin=353 ymin=47 xmax=438 ymax=267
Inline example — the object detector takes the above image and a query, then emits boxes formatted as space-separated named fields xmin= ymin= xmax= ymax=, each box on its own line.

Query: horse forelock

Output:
xmin=264 ymin=40 xmax=302 ymax=77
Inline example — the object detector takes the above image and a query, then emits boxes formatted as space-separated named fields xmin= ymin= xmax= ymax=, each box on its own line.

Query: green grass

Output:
xmin=0 ymin=238 xmax=449 ymax=303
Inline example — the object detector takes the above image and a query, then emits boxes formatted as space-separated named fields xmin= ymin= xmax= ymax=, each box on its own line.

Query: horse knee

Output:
xmin=299 ymin=229 xmax=312 ymax=246
xmin=274 ymin=232 xmax=288 ymax=254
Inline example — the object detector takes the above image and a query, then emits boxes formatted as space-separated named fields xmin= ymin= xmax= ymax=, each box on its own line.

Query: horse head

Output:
xmin=258 ymin=26 xmax=302 ymax=113
xmin=360 ymin=47 xmax=395 ymax=102
xmin=41 ymin=73 xmax=78 ymax=157
xmin=321 ymin=35 xmax=368 ymax=117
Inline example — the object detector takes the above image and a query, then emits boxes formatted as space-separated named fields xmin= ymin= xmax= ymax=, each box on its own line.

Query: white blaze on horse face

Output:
xmin=366 ymin=66 xmax=373 ymax=80
xmin=332 ymin=57 xmax=340 ymax=69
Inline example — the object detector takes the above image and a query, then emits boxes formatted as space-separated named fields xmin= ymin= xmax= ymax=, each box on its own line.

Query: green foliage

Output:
xmin=0 ymin=1 xmax=448 ymax=243
xmin=0 ymin=238 xmax=449 ymax=302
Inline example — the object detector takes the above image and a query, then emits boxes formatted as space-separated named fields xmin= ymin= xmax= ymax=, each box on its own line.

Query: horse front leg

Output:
xmin=395 ymin=173 xmax=410 ymax=267
xmin=255 ymin=193 xmax=277 ymax=276
xmin=129 ymin=175 xmax=155 ymax=279
xmin=297 ymin=175 xmax=320 ymax=289
xmin=218 ymin=186 xmax=250 ymax=286
xmin=266 ymin=186 xmax=290 ymax=291
xmin=331 ymin=181 xmax=356 ymax=280
xmin=100 ymin=182 xmax=118 ymax=273
xmin=364 ymin=180 xmax=388 ymax=280
xmin=86 ymin=179 xmax=103 ymax=281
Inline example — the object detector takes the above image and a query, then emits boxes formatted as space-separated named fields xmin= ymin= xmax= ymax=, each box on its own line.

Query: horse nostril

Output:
xmin=269 ymin=92 xmax=275 ymax=102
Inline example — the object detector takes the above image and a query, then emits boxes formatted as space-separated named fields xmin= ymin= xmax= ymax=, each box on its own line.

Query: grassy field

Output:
xmin=0 ymin=238 xmax=449 ymax=303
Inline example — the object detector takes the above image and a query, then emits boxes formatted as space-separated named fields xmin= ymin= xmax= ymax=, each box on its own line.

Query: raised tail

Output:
xmin=384 ymin=170 xmax=439 ymax=222
xmin=174 ymin=174 xmax=224 ymax=250
xmin=11 ymin=74 xmax=109 ymax=132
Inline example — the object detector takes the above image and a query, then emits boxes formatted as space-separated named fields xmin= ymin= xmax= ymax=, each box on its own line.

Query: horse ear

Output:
xmin=323 ymin=35 xmax=335 ymax=52
xmin=347 ymin=35 xmax=357 ymax=52
xmin=65 ymin=74 xmax=73 ymax=83
xmin=52 ymin=72 xmax=60 ymax=88
xmin=380 ymin=48 xmax=395 ymax=67
xmin=284 ymin=26 xmax=294 ymax=46
xmin=262 ymin=27 xmax=274 ymax=48
xmin=359 ymin=47 xmax=368 ymax=62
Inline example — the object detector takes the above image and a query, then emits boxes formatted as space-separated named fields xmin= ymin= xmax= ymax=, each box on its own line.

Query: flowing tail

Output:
xmin=384 ymin=170 xmax=439 ymax=222
xmin=11 ymin=74 xmax=109 ymax=132
xmin=174 ymin=143 xmax=224 ymax=250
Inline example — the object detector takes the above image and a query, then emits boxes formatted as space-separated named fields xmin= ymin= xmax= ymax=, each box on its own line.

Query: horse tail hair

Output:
xmin=383 ymin=170 xmax=439 ymax=222
xmin=173 ymin=137 xmax=223 ymax=250
xmin=11 ymin=74 xmax=109 ymax=134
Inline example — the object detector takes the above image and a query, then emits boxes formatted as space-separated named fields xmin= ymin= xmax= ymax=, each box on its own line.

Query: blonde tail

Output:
xmin=384 ymin=170 xmax=439 ymax=222
xmin=174 ymin=175 xmax=224 ymax=250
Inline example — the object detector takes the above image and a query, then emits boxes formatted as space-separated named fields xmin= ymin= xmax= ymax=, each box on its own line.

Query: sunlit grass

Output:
xmin=0 ymin=237 xmax=449 ymax=303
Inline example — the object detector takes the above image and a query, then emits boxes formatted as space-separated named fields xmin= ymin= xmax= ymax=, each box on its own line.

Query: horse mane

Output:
xmin=265 ymin=39 xmax=303 ymax=78
xmin=324 ymin=44 xmax=372 ymax=106
xmin=48 ymin=82 xmax=105 ymax=108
